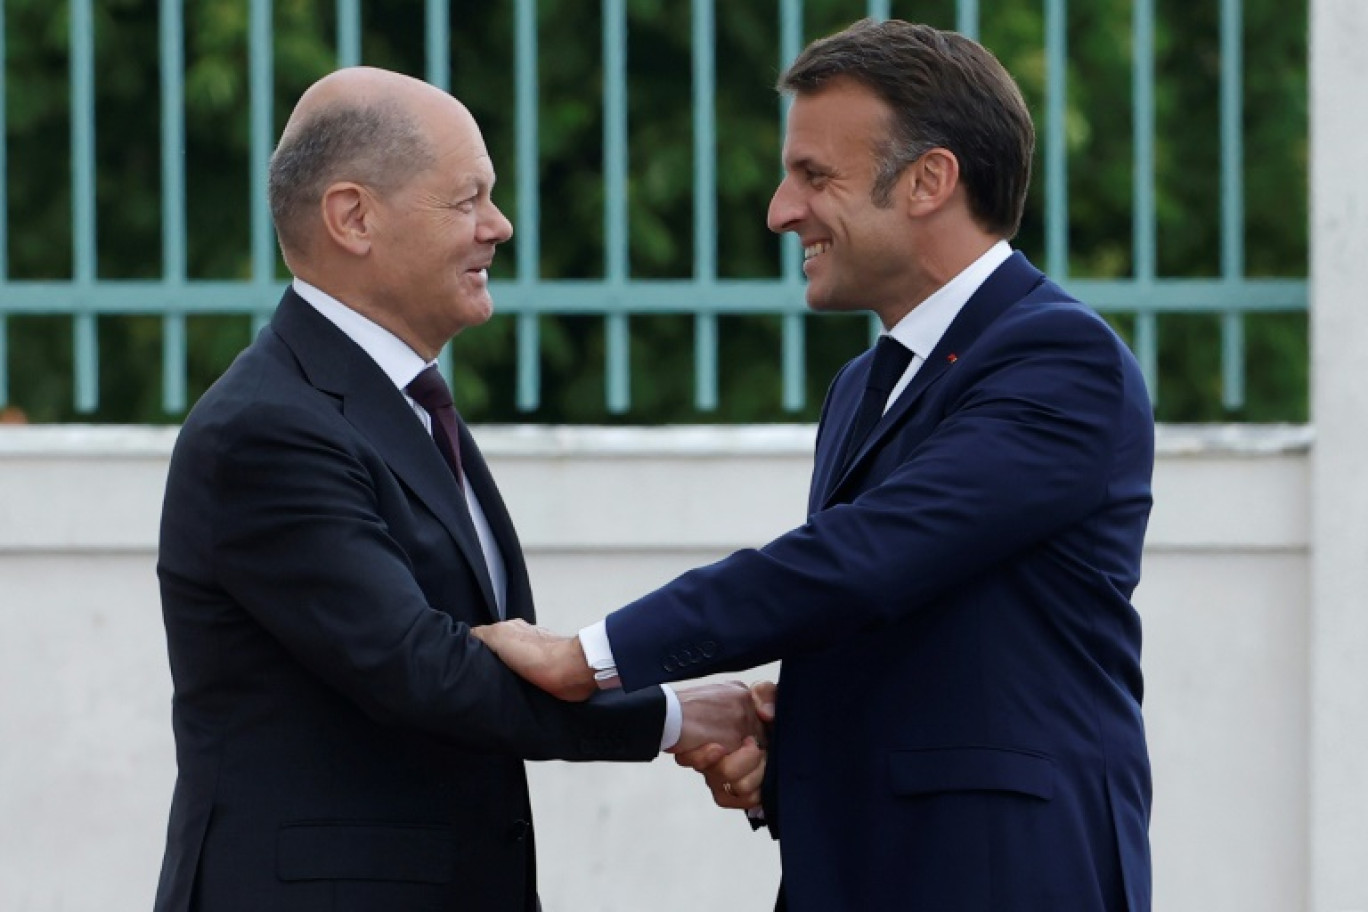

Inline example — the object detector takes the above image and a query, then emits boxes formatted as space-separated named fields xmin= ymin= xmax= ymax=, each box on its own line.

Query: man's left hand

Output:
xmin=471 ymin=619 xmax=597 ymax=701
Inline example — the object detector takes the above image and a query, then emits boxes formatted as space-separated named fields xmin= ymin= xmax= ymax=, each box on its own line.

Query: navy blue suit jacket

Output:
xmin=607 ymin=253 xmax=1153 ymax=911
xmin=155 ymin=290 xmax=664 ymax=912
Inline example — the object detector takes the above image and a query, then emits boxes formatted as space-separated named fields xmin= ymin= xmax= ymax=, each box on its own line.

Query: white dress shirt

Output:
xmin=882 ymin=239 xmax=1012 ymax=411
xmin=292 ymin=278 xmax=508 ymax=618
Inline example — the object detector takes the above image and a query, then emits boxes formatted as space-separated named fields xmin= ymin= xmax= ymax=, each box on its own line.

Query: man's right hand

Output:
xmin=669 ymin=681 xmax=768 ymax=756
xmin=674 ymin=682 xmax=776 ymax=810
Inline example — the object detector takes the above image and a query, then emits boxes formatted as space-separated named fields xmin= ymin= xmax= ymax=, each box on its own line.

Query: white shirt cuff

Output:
xmin=580 ymin=621 xmax=680 ymax=752
xmin=578 ymin=620 xmax=617 ymax=671
xmin=659 ymin=684 xmax=683 ymax=751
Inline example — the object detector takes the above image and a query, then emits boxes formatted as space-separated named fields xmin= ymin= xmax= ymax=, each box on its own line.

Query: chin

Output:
xmin=804 ymin=291 xmax=842 ymax=314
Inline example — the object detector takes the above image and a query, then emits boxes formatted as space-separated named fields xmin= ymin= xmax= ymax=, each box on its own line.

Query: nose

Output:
xmin=481 ymin=201 xmax=514 ymax=244
xmin=767 ymin=176 xmax=801 ymax=235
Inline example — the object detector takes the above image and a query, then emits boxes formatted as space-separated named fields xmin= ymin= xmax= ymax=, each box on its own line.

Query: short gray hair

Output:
xmin=268 ymin=101 xmax=432 ymax=253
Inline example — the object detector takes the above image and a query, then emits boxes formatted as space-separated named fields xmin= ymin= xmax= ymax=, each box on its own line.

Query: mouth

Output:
xmin=803 ymin=241 xmax=830 ymax=262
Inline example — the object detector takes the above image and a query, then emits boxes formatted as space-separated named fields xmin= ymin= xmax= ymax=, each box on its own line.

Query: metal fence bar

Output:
xmin=250 ymin=0 xmax=274 ymax=335
xmin=426 ymin=0 xmax=452 ymax=381
xmin=1220 ymin=0 xmax=1246 ymax=409
xmin=71 ymin=0 xmax=98 ymax=413
xmin=1133 ymin=0 xmax=1158 ymax=400
xmin=1135 ymin=310 xmax=1158 ymax=402
xmin=867 ymin=0 xmax=891 ymax=21
xmin=603 ymin=0 xmax=630 ymax=413
xmin=957 ymin=0 xmax=980 ymax=40
xmin=1044 ymin=0 xmax=1069 ymax=282
xmin=693 ymin=0 xmax=719 ymax=411
xmin=161 ymin=0 xmax=187 ymax=413
xmin=0 ymin=276 xmax=1306 ymax=316
xmin=425 ymin=0 xmax=448 ymax=88
xmin=779 ymin=0 xmax=806 ymax=412
xmin=513 ymin=0 xmax=541 ymax=411
xmin=1222 ymin=311 xmax=1245 ymax=408
xmin=337 ymin=0 xmax=362 ymax=68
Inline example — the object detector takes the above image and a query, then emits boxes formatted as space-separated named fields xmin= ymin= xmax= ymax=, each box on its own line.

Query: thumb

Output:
xmin=750 ymin=681 xmax=777 ymax=722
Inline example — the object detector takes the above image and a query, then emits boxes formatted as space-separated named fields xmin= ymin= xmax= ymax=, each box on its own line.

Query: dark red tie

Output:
xmin=406 ymin=365 xmax=465 ymax=490
xmin=839 ymin=336 xmax=913 ymax=471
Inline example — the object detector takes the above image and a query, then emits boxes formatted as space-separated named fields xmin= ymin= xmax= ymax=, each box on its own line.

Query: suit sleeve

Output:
xmin=200 ymin=400 xmax=664 ymax=761
xmin=607 ymin=304 xmax=1150 ymax=690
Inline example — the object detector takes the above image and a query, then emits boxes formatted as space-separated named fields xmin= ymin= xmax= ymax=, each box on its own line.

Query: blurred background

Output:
xmin=0 ymin=0 xmax=1307 ymax=426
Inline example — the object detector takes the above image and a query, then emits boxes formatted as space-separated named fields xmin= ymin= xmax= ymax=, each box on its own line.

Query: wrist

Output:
xmin=554 ymin=635 xmax=597 ymax=699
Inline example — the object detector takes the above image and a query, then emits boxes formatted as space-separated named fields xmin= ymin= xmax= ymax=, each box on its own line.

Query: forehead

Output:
xmin=425 ymin=105 xmax=496 ymax=184
xmin=782 ymin=80 xmax=892 ymax=167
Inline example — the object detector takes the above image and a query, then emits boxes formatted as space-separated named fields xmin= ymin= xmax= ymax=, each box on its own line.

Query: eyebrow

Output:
xmin=455 ymin=174 xmax=495 ymax=198
xmin=786 ymin=156 xmax=830 ymax=175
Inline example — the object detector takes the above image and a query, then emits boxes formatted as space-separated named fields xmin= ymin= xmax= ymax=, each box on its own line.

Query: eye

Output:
xmin=804 ymin=168 xmax=829 ymax=188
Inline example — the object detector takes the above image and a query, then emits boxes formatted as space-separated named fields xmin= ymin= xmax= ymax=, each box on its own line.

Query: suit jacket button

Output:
xmin=700 ymin=641 xmax=718 ymax=658
xmin=509 ymin=819 xmax=531 ymax=842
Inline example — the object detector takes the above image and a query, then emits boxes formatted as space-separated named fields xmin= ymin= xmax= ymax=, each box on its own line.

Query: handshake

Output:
xmin=473 ymin=619 xmax=772 ymax=811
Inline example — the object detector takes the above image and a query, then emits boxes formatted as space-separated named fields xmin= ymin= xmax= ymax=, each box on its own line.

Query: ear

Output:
xmin=905 ymin=148 xmax=961 ymax=217
xmin=319 ymin=182 xmax=374 ymax=257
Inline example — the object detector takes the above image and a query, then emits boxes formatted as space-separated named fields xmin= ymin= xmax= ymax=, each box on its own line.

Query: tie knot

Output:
xmin=867 ymin=336 xmax=913 ymax=394
xmin=406 ymin=364 xmax=455 ymax=413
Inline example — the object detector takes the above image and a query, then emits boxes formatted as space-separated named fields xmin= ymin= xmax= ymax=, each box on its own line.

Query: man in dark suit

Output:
xmin=154 ymin=66 xmax=759 ymax=912
xmin=475 ymin=19 xmax=1154 ymax=912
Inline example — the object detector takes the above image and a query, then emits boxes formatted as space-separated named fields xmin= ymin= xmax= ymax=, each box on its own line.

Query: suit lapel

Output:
xmin=269 ymin=289 xmax=501 ymax=619
xmin=456 ymin=420 xmax=536 ymax=623
xmin=809 ymin=361 xmax=865 ymax=513
xmin=822 ymin=252 xmax=1046 ymax=505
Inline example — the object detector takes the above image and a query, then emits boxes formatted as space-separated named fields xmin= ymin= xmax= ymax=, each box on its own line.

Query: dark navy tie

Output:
xmin=839 ymin=336 xmax=913 ymax=470
xmin=406 ymin=365 xmax=465 ymax=490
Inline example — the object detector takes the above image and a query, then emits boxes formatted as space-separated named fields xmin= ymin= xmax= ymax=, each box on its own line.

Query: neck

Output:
xmin=876 ymin=229 xmax=1001 ymax=328
xmin=293 ymin=266 xmax=438 ymax=362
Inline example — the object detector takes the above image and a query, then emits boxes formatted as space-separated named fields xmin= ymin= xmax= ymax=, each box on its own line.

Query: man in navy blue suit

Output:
xmin=477 ymin=18 xmax=1154 ymax=911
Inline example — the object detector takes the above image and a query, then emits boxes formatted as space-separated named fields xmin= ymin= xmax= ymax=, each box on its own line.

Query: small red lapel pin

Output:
xmin=946 ymin=353 xmax=958 ymax=364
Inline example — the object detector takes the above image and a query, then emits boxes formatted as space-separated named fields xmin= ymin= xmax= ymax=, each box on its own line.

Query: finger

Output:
xmin=728 ymin=757 xmax=767 ymax=797
xmin=673 ymin=743 xmax=726 ymax=771
xmin=711 ymin=779 xmax=762 ymax=810
xmin=716 ymin=740 xmax=764 ymax=778
xmin=708 ymin=740 xmax=763 ymax=785
xmin=702 ymin=742 xmax=762 ymax=796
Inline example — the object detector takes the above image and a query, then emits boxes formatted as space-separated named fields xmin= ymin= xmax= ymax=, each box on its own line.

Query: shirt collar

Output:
xmin=885 ymin=240 xmax=1012 ymax=360
xmin=291 ymin=278 xmax=433 ymax=390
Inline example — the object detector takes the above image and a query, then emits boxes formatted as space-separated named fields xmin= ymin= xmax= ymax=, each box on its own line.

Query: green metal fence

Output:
xmin=0 ymin=0 xmax=1307 ymax=417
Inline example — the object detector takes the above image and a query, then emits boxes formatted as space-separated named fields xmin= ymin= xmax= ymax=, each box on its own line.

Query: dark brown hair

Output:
xmin=779 ymin=18 xmax=1034 ymax=238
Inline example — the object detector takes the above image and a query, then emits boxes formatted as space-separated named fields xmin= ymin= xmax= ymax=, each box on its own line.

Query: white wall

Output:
xmin=0 ymin=423 xmax=1316 ymax=911
xmin=1310 ymin=2 xmax=1368 ymax=911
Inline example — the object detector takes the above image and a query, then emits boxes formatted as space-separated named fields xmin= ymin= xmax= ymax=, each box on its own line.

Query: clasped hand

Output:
xmin=473 ymin=619 xmax=773 ymax=811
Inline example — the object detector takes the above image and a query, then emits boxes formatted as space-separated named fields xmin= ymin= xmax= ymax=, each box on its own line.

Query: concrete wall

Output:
xmin=0 ymin=423 xmax=1315 ymax=911
xmin=1310 ymin=2 xmax=1368 ymax=911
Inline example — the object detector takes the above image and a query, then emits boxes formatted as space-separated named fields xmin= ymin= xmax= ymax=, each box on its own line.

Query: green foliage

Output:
xmin=1 ymin=0 xmax=1308 ymax=424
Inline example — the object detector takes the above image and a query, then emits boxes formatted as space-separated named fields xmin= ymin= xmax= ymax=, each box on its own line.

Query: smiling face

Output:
xmin=768 ymin=79 xmax=924 ymax=325
xmin=368 ymin=100 xmax=513 ymax=359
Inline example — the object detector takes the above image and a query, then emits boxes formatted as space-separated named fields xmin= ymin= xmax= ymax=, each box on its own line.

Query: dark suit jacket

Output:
xmin=155 ymin=289 xmax=664 ymax=912
xmin=607 ymin=253 xmax=1154 ymax=911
